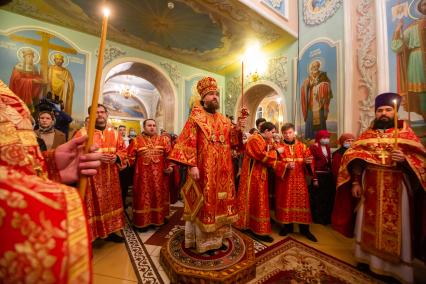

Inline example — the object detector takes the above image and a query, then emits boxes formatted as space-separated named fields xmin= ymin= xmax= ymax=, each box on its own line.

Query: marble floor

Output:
xmin=92 ymin=203 xmax=426 ymax=283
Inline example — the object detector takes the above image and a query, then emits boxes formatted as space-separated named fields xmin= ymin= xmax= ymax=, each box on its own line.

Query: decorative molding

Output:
xmin=356 ymin=0 xmax=377 ymax=133
xmin=225 ymin=55 xmax=288 ymax=116
xmin=303 ymin=0 xmax=343 ymax=26
xmin=225 ymin=75 xmax=241 ymax=115
xmin=95 ymin=44 xmax=126 ymax=66
xmin=265 ymin=56 xmax=288 ymax=91
xmin=160 ymin=62 xmax=182 ymax=88
xmin=261 ymin=0 xmax=288 ymax=20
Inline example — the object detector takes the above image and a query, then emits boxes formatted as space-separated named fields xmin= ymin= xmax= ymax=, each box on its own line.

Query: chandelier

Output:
xmin=120 ymin=87 xmax=135 ymax=99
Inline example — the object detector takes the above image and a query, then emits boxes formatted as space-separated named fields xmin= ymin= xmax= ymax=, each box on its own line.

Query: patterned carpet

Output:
xmin=251 ymin=237 xmax=383 ymax=284
xmin=122 ymin=204 xmax=382 ymax=284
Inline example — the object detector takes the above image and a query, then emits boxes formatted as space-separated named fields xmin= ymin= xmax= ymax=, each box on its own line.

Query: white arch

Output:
xmin=101 ymin=56 xmax=179 ymax=133
xmin=234 ymin=79 xmax=289 ymax=126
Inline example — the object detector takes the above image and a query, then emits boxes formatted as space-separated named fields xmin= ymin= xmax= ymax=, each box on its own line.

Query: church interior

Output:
xmin=1 ymin=0 xmax=426 ymax=283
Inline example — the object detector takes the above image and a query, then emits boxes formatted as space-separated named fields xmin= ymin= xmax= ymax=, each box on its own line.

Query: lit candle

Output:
xmin=393 ymin=99 xmax=398 ymax=149
xmin=79 ymin=7 xmax=110 ymax=198
xmin=241 ymin=61 xmax=244 ymax=108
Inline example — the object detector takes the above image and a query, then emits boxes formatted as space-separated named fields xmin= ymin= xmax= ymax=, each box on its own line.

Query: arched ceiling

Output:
xmin=1 ymin=0 xmax=296 ymax=73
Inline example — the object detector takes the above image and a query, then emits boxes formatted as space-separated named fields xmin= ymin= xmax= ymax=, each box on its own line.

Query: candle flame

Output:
xmin=393 ymin=99 xmax=397 ymax=104
xmin=103 ymin=8 xmax=110 ymax=17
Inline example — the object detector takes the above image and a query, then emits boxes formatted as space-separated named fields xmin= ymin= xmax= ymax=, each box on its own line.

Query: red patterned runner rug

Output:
xmin=145 ymin=206 xmax=185 ymax=246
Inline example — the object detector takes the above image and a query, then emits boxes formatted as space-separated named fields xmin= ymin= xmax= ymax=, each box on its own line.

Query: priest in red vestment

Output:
xmin=274 ymin=123 xmax=317 ymax=242
xmin=168 ymin=77 xmax=246 ymax=253
xmin=75 ymin=104 xmax=127 ymax=242
xmin=0 ymin=80 xmax=102 ymax=283
xmin=335 ymin=92 xmax=426 ymax=283
xmin=128 ymin=119 xmax=172 ymax=231
xmin=331 ymin=133 xmax=356 ymax=237
xmin=235 ymin=122 xmax=286 ymax=243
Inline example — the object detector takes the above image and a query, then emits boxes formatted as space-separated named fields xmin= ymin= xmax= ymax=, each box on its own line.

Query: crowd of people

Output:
xmin=1 ymin=76 xmax=425 ymax=283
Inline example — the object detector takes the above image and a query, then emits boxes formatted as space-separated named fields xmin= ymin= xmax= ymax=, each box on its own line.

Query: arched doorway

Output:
xmin=235 ymin=81 xmax=288 ymax=131
xmin=101 ymin=58 xmax=177 ymax=133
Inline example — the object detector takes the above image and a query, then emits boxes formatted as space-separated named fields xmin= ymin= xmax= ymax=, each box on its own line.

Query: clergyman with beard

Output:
xmin=334 ymin=92 xmax=426 ymax=283
xmin=74 ymin=103 xmax=128 ymax=243
xmin=168 ymin=77 xmax=247 ymax=254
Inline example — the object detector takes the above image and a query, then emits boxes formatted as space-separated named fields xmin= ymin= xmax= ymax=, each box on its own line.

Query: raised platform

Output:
xmin=160 ymin=229 xmax=256 ymax=284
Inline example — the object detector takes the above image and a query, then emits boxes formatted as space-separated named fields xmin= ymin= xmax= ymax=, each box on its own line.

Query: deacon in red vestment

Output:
xmin=330 ymin=133 xmax=356 ymax=238
xmin=168 ymin=77 xmax=246 ymax=253
xmin=335 ymin=92 xmax=426 ymax=283
xmin=128 ymin=119 xmax=173 ymax=231
xmin=235 ymin=122 xmax=286 ymax=243
xmin=75 ymin=104 xmax=127 ymax=242
xmin=274 ymin=123 xmax=317 ymax=242
xmin=309 ymin=129 xmax=335 ymax=225
xmin=0 ymin=80 xmax=103 ymax=283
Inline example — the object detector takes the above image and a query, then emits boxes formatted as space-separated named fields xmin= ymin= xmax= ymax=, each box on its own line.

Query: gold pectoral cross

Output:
xmin=378 ymin=149 xmax=389 ymax=165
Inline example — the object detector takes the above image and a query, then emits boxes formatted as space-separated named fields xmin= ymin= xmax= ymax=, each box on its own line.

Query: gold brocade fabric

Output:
xmin=0 ymin=80 xmax=91 ymax=283
xmin=75 ymin=127 xmax=127 ymax=240
xmin=275 ymin=140 xmax=314 ymax=224
xmin=361 ymin=166 xmax=403 ymax=262
xmin=168 ymin=103 xmax=240 ymax=233
xmin=128 ymin=133 xmax=171 ymax=227
xmin=235 ymin=133 xmax=286 ymax=235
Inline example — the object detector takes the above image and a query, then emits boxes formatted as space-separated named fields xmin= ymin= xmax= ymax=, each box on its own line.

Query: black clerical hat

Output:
xmin=375 ymin=92 xmax=401 ymax=111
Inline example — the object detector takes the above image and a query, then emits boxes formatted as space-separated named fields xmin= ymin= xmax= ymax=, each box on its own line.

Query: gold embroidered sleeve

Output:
xmin=168 ymin=118 xmax=198 ymax=167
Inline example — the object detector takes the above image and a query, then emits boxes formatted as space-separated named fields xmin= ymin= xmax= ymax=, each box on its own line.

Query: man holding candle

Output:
xmin=335 ymin=92 xmax=426 ymax=283
xmin=168 ymin=77 xmax=247 ymax=253
xmin=274 ymin=123 xmax=317 ymax=242
xmin=74 ymin=104 xmax=128 ymax=242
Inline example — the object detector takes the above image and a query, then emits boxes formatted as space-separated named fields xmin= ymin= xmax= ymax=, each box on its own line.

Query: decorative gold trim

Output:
xmin=133 ymin=207 xmax=165 ymax=213
xmin=14 ymin=183 xmax=62 ymax=210
xmin=352 ymin=137 xmax=424 ymax=149
xmin=88 ymin=207 xmax=123 ymax=223
xmin=218 ymin=192 xmax=228 ymax=199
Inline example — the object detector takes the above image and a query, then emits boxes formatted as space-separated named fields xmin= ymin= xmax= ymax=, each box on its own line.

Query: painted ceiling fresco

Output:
xmin=1 ymin=0 xmax=295 ymax=72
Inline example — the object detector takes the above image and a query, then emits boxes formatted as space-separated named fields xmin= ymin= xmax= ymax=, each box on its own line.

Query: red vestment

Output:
xmin=0 ymin=80 xmax=91 ymax=283
xmin=9 ymin=67 xmax=42 ymax=105
xmin=275 ymin=140 xmax=314 ymax=224
xmin=75 ymin=127 xmax=127 ymax=241
xmin=235 ymin=133 xmax=286 ymax=235
xmin=331 ymin=147 xmax=356 ymax=237
xmin=128 ymin=133 xmax=171 ymax=228
xmin=335 ymin=122 xmax=426 ymax=280
xmin=168 ymin=103 xmax=241 ymax=253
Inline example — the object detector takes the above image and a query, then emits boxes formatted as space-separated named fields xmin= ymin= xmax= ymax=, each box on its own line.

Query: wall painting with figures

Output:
xmin=386 ymin=0 xmax=426 ymax=142
xmin=296 ymin=38 xmax=339 ymax=146
xmin=0 ymin=29 xmax=87 ymax=116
